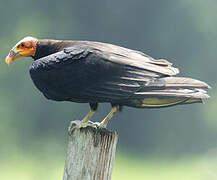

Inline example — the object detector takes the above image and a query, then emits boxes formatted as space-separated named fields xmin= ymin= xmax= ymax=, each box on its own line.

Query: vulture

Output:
xmin=5 ymin=36 xmax=210 ymax=128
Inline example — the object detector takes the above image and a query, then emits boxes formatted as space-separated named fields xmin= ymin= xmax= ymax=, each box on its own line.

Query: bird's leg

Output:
xmin=97 ymin=105 xmax=119 ymax=128
xmin=68 ymin=103 xmax=98 ymax=134
xmin=80 ymin=109 xmax=96 ymax=126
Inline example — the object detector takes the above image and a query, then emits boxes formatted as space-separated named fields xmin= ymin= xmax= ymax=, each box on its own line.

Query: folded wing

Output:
xmin=29 ymin=44 xmax=210 ymax=107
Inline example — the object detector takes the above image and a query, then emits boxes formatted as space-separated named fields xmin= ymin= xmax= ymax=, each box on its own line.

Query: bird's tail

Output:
xmin=124 ymin=77 xmax=211 ymax=108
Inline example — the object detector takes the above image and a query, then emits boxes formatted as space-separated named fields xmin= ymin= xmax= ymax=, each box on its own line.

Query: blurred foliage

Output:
xmin=1 ymin=0 xmax=217 ymax=179
xmin=2 ymin=150 xmax=217 ymax=180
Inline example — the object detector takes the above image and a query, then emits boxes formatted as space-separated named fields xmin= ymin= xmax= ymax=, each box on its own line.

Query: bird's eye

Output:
xmin=21 ymin=43 xmax=25 ymax=47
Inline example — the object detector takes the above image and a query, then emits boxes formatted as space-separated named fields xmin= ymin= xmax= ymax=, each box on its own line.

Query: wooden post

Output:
xmin=63 ymin=122 xmax=118 ymax=180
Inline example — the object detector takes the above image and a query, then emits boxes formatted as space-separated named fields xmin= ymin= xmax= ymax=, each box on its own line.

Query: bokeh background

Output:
xmin=1 ymin=0 xmax=217 ymax=179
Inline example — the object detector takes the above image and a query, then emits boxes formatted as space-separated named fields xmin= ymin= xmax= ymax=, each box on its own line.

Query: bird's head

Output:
xmin=5 ymin=36 xmax=38 ymax=64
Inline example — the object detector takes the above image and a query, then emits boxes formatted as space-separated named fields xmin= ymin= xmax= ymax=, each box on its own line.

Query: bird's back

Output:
xmin=30 ymin=39 xmax=210 ymax=107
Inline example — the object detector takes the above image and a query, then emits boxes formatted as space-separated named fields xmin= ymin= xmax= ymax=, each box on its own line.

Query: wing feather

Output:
xmin=30 ymin=43 xmax=208 ymax=104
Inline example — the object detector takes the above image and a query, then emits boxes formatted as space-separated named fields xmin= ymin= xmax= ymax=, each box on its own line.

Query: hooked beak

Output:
xmin=5 ymin=47 xmax=22 ymax=65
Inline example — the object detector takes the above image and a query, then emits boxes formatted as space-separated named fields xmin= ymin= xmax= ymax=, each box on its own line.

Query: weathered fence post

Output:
xmin=63 ymin=122 xmax=118 ymax=180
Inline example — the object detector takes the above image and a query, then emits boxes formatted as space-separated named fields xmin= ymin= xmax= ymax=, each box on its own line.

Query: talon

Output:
xmin=89 ymin=122 xmax=107 ymax=129
xmin=68 ymin=120 xmax=102 ymax=135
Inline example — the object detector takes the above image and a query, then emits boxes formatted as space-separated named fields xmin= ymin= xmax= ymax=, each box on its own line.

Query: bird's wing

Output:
xmin=30 ymin=45 xmax=180 ymax=102
xmin=71 ymin=40 xmax=179 ymax=76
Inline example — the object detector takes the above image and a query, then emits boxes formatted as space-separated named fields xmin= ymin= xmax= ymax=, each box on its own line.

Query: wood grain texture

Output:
xmin=63 ymin=126 xmax=118 ymax=180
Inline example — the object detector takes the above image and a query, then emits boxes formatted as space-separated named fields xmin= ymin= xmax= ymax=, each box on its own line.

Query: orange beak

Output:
xmin=5 ymin=47 xmax=22 ymax=64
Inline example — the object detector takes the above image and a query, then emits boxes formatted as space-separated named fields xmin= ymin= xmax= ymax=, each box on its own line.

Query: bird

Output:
xmin=5 ymin=36 xmax=210 ymax=129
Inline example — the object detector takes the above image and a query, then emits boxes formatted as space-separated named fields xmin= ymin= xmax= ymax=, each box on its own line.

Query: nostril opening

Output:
xmin=9 ymin=50 xmax=15 ymax=57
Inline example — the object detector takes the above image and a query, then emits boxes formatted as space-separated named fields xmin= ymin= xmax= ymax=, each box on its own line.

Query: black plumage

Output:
xmin=5 ymin=36 xmax=210 ymax=128
xmin=30 ymin=39 xmax=210 ymax=110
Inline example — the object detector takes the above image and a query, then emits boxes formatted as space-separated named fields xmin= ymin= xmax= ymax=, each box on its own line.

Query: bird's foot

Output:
xmin=89 ymin=122 xmax=107 ymax=129
xmin=68 ymin=120 xmax=107 ymax=135
xmin=68 ymin=120 xmax=103 ymax=135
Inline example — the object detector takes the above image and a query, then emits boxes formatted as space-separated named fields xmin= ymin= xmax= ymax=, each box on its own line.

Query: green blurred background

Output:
xmin=1 ymin=0 xmax=217 ymax=179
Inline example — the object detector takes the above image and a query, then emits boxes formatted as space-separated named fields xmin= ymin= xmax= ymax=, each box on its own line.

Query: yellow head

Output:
xmin=5 ymin=36 xmax=38 ymax=64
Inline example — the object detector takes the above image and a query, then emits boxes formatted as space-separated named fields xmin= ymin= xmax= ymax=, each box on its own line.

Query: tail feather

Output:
xmin=123 ymin=77 xmax=210 ymax=108
xmin=125 ymin=97 xmax=202 ymax=108
xmin=163 ymin=77 xmax=211 ymax=89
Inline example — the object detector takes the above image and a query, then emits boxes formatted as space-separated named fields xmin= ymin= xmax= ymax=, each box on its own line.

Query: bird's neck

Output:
xmin=32 ymin=39 xmax=72 ymax=60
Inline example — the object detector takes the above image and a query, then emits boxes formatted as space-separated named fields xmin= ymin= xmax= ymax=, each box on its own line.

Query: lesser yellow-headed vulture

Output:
xmin=5 ymin=37 xmax=210 ymax=128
